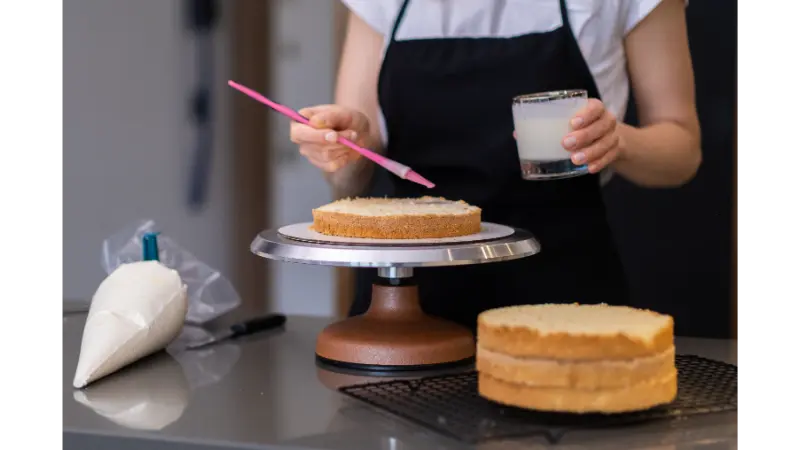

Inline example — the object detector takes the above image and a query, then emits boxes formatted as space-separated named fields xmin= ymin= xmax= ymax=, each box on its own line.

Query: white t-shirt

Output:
xmin=342 ymin=0 xmax=670 ymax=144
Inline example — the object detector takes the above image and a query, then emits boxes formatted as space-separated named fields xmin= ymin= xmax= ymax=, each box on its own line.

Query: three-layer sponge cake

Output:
xmin=476 ymin=304 xmax=677 ymax=413
xmin=312 ymin=196 xmax=481 ymax=239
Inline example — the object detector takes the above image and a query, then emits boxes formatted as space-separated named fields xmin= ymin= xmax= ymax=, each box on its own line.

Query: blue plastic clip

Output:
xmin=142 ymin=232 xmax=162 ymax=262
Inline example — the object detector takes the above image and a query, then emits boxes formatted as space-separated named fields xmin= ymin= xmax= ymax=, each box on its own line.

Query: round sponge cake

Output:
xmin=478 ymin=303 xmax=674 ymax=361
xmin=311 ymin=197 xmax=481 ymax=239
xmin=476 ymin=304 xmax=677 ymax=413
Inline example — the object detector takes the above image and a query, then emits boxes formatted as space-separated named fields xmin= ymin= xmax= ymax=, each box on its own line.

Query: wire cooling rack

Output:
xmin=339 ymin=355 xmax=737 ymax=444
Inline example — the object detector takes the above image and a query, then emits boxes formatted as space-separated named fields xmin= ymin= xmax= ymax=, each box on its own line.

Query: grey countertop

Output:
xmin=63 ymin=313 xmax=737 ymax=450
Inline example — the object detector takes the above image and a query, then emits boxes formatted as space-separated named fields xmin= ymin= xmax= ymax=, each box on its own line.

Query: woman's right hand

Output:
xmin=290 ymin=105 xmax=372 ymax=173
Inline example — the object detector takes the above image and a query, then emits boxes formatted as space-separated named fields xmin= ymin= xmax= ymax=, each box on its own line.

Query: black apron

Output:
xmin=350 ymin=0 xmax=629 ymax=332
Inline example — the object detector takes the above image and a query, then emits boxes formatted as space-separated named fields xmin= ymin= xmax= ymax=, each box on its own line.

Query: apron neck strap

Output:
xmin=389 ymin=0 xmax=412 ymax=43
xmin=559 ymin=0 xmax=572 ymax=30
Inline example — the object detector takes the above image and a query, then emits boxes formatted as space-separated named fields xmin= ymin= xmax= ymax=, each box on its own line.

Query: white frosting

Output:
xmin=73 ymin=261 xmax=188 ymax=388
xmin=316 ymin=197 xmax=479 ymax=217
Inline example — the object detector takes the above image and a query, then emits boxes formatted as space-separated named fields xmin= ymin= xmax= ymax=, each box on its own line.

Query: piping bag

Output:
xmin=101 ymin=220 xmax=241 ymax=324
xmin=74 ymin=232 xmax=188 ymax=388
xmin=227 ymin=80 xmax=436 ymax=189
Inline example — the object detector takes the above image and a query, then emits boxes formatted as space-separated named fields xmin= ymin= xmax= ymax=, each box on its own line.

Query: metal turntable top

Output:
xmin=250 ymin=222 xmax=540 ymax=268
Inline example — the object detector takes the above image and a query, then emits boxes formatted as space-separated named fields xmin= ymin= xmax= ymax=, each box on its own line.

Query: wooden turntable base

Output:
xmin=315 ymin=279 xmax=475 ymax=372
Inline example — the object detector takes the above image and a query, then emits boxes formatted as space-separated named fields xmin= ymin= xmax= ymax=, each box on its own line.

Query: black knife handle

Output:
xmin=230 ymin=314 xmax=287 ymax=338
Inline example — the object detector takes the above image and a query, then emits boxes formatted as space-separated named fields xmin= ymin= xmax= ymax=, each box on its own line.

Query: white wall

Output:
xmin=267 ymin=0 xmax=338 ymax=317
xmin=64 ymin=0 xmax=233 ymax=301
xmin=64 ymin=0 xmax=338 ymax=316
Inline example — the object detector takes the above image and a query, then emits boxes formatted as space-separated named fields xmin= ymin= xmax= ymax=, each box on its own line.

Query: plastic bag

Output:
xmin=101 ymin=219 xmax=241 ymax=324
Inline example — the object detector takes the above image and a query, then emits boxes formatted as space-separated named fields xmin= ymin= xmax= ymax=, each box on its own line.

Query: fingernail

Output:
xmin=573 ymin=152 xmax=586 ymax=164
xmin=564 ymin=136 xmax=577 ymax=149
xmin=571 ymin=117 xmax=584 ymax=128
xmin=325 ymin=131 xmax=337 ymax=143
xmin=350 ymin=131 xmax=358 ymax=141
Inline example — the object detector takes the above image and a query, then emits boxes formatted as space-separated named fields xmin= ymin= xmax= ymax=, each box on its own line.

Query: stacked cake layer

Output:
xmin=476 ymin=304 xmax=677 ymax=413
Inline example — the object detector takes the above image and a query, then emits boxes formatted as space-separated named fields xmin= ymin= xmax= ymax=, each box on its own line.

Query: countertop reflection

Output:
xmin=73 ymin=351 xmax=190 ymax=430
xmin=64 ymin=313 xmax=736 ymax=450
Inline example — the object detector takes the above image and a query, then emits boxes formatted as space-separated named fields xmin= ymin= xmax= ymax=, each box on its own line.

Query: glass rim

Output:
xmin=513 ymin=89 xmax=588 ymax=104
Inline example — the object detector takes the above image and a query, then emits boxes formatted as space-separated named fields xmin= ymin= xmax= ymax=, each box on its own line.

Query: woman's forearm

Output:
xmin=613 ymin=121 xmax=701 ymax=187
xmin=614 ymin=0 xmax=701 ymax=188
xmin=325 ymin=11 xmax=385 ymax=199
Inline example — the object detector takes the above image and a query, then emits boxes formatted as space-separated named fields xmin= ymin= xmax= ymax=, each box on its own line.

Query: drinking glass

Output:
xmin=512 ymin=90 xmax=589 ymax=180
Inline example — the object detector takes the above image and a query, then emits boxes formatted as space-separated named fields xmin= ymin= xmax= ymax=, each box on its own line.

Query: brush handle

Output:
xmin=335 ymin=137 xmax=410 ymax=177
xmin=228 ymin=81 xmax=409 ymax=175
xmin=227 ymin=80 xmax=436 ymax=187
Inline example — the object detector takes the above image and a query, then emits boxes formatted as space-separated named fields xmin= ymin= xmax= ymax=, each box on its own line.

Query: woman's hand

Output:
xmin=562 ymin=99 xmax=623 ymax=174
xmin=290 ymin=105 xmax=372 ymax=173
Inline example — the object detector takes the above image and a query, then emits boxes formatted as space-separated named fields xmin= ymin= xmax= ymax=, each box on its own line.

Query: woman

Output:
xmin=290 ymin=0 xmax=700 ymax=330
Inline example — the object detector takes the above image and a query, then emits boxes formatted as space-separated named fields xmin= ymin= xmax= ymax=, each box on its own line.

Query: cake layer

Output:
xmin=476 ymin=345 xmax=676 ymax=390
xmin=312 ymin=197 xmax=481 ymax=239
xmin=478 ymin=370 xmax=678 ymax=413
xmin=477 ymin=304 xmax=674 ymax=360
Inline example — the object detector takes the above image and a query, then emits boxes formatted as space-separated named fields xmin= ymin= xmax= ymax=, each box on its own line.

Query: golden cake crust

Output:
xmin=311 ymin=197 xmax=481 ymax=239
xmin=476 ymin=345 xmax=676 ymax=390
xmin=477 ymin=304 xmax=674 ymax=361
xmin=478 ymin=370 xmax=678 ymax=413
xmin=478 ymin=370 xmax=678 ymax=414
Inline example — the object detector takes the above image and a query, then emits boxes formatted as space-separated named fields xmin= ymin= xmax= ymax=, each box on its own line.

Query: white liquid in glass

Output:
xmin=512 ymin=97 xmax=587 ymax=162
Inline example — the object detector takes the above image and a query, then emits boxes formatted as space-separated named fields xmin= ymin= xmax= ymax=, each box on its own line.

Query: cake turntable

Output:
xmin=250 ymin=222 xmax=540 ymax=372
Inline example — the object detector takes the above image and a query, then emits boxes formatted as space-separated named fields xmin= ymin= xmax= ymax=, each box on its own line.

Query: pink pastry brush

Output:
xmin=228 ymin=80 xmax=435 ymax=189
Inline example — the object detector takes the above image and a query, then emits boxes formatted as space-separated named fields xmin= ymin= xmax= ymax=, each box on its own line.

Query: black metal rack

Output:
xmin=339 ymin=355 xmax=737 ymax=444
